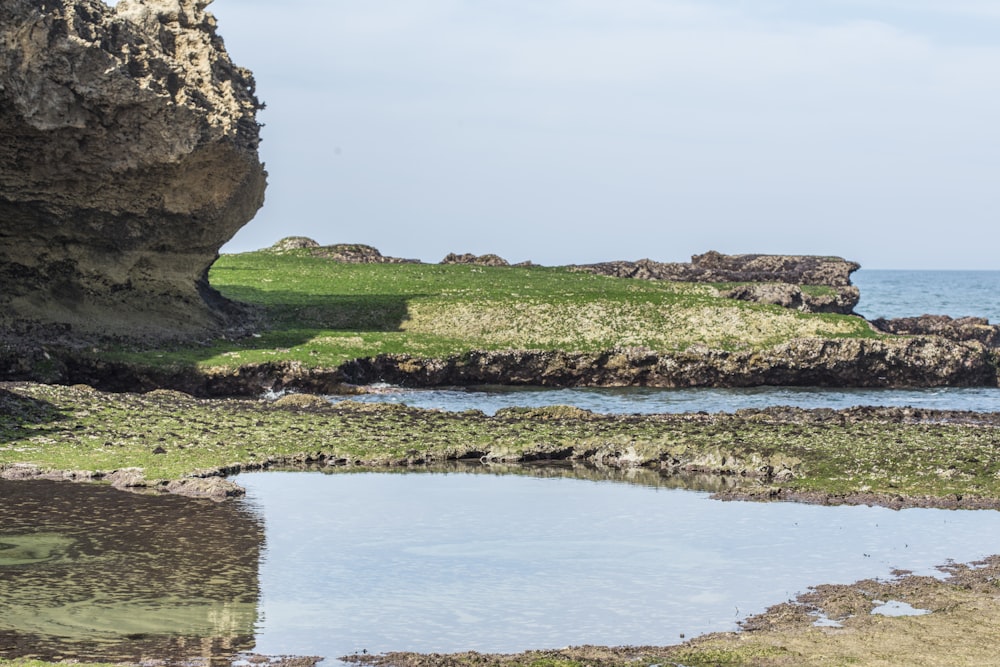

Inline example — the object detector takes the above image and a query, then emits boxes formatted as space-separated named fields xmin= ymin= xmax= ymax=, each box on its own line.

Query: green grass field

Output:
xmin=109 ymin=250 xmax=877 ymax=370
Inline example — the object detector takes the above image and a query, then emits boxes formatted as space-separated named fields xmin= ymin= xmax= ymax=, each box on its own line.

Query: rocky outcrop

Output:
xmin=266 ymin=238 xmax=419 ymax=264
xmin=310 ymin=243 xmax=418 ymax=264
xmin=575 ymin=251 xmax=859 ymax=286
xmin=269 ymin=236 xmax=321 ymax=252
xmin=721 ymin=283 xmax=860 ymax=315
xmin=441 ymin=252 xmax=511 ymax=267
xmin=0 ymin=0 xmax=266 ymax=342
xmin=870 ymin=315 xmax=1000 ymax=348
xmin=573 ymin=251 xmax=861 ymax=314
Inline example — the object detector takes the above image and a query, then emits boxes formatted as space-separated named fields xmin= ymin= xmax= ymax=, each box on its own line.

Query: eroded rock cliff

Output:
xmin=0 ymin=0 xmax=265 ymax=341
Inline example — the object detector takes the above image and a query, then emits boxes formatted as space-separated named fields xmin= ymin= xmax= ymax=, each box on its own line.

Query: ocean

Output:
xmin=853 ymin=269 xmax=1000 ymax=324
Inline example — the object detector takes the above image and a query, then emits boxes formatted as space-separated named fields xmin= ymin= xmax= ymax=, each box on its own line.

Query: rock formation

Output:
xmin=310 ymin=243 xmax=418 ymax=264
xmin=266 ymin=238 xmax=419 ymax=264
xmin=572 ymin=251 xmax=861 ymax=314
xmin=338 ymin=337 xmax=996 ymax=390
xmin=0 ymin=0 xmax=266 ymax=341
xmin=441 ymin=252 xmax=510 ymax=267
xmin=870 ymin=315 xmax=1000 ymax=348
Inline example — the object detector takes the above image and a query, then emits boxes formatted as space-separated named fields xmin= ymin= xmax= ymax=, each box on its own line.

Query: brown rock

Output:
xmin=0 ymin=0 xmax=266 ymax=342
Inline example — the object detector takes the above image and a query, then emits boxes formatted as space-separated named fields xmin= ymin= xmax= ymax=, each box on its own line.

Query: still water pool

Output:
xmin=4 ymin=470 xmax=1000 ymax=665
xmin=240 ymin=470 xmax=1000 ymax=663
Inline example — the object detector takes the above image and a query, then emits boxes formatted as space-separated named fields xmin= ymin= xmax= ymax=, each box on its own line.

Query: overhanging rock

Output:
xmin=0 ymin=0 xmax=266 ymax=341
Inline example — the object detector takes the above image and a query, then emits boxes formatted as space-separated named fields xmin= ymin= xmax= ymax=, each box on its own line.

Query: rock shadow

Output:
xmin=232 ymin=287 xmax=418 ymax=332
xmin=0 ymin=388 xmax=65 ymax=445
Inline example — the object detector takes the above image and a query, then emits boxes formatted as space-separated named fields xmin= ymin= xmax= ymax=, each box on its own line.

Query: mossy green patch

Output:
xmin=3 ymin=384 xmax=1000 ymax=504
xmin=100 ymin=252 xmax=877 ymax=371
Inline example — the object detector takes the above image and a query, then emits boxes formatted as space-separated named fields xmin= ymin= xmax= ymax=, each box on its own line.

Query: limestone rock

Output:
xmin=310 ymin=243 xmax=419 ymax=264
xmin=269 ymin=236 xmax=321 ymax=252
xmin=723 ymin=283 xmax=861 ymax=315
xmin=871 ymin=315 xmax=1000 ymax=348
xmin=441 ymin=252 xmax=510 ymax=267
xmin=573 ymin=251 xmax=859 ymax=285
xmin=571 ymin=251 xmax=861 ymax=314
xmin=339 ymin=337 xmax=997 ymax=389
xmin=0 ymin=0 xmax=266 ymax=341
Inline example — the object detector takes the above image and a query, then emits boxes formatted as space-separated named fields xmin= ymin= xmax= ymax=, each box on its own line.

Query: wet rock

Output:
xmin=341 ymin=337 xmax=997 ymax=389
xmin=165 ymin=476 xmax=245 ymax=500
xmin=46 ymin=333 xmax=1000 ymax=396
xmin=0 ymin=0 xmax=266 ymax=342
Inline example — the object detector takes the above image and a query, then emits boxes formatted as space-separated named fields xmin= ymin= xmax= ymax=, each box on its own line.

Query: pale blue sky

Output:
xmin=193 ymin=1 xmax=998 ymax=268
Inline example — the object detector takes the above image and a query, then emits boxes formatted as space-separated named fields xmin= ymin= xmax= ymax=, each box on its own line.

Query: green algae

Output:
xmin=0 ymin=533 xmax=75 ymax=566
xmin=3 ymin=383 xmax=1000 ymax=505
xmin=0 ymin=478 xmax=262 ymax=664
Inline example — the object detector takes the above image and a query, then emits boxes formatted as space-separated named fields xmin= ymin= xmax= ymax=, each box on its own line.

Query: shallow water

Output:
xmin=4 ymin=471 xmax=1000 ymax=664
xmin=0 ymin=480 xmax=263 ymax=663
xmin=341 ymin=384 xmax=1000 ymax=415
xmin=239 ymin=470 xmax=1000 ymax=664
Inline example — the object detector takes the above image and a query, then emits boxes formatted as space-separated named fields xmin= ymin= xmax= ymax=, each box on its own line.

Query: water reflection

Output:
xmin=0 ymin=480 xmax=263 ymax=663
xmin=242 ymin=470 xmax=1000 ymax=663
xmin=6 ymin=469 xmax=1000 ymax=666
xmin=276 ymin=460 xmax=742 ymax=494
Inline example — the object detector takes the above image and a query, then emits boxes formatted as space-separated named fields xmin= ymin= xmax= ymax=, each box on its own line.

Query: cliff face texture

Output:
xmin=0 ymin=0 xmax=265 ymax=341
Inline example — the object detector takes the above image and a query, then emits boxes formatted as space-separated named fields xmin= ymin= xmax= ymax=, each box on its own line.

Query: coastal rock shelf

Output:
xmin=49 ymin=335 xmax=998 ymax=397
xmin=0 ymin=0 xmax=265 ymax=342
xmin=572 ymin=251 xmax=862 ymax=314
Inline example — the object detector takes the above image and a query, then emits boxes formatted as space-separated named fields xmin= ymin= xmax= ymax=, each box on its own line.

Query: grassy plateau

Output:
xmin=103 ymin=249 xmax=878 ymax=371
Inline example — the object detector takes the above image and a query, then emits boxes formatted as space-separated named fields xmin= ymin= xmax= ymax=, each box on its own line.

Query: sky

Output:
xmin=188 ymin=0 xmax=997 ymax=269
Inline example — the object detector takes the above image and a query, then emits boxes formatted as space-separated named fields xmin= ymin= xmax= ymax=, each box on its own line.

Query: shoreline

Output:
xmin=340 ymin=554 xmax=1000 ymax=667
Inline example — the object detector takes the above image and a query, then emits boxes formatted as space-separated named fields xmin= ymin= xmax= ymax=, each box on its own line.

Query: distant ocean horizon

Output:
xmin=852 ymin=269 xmax=1000 ymax=325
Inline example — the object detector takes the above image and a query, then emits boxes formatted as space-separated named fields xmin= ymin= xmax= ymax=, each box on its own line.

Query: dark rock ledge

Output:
xmin=21 ymin=335 xmax=996 ymax=397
